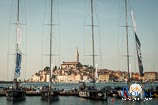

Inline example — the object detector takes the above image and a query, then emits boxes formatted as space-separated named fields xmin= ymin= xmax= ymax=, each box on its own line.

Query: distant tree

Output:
xmin=54 ymin=66 xmax=57 ymax=71
xmin=89 ymin=65 xmax=93 ymax=69
xmin=44 ymin=66 xmax=50 ymax=71
xmin=18 ymin=79 xmax=21 ymax=82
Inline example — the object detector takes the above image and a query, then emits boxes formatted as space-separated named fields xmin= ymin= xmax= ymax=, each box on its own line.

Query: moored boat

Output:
xmin=6 ymin=88 xmax=25 ymax=101
xmin=78 ymin=0 xmax=107 ymax=101
xmin=41 ymin=86 xmax=59 ymax=101
xmin=6 ymin=0 xmax=26 ymax=102
xmin=78 ymin=82 xmax=107 ymax=100
xmin=40 ymin=0 xmax=59 ymax=102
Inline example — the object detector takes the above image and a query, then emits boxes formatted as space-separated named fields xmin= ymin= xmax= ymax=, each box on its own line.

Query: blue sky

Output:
xmin=0 ymin=0 xmax=158 ymax=81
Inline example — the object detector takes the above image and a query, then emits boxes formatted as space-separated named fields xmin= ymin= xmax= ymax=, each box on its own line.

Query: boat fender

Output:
xmin=88 ymin=92 xmax=90 ymax=97
xmin=98 ymin=92 xmax=103 ymax=97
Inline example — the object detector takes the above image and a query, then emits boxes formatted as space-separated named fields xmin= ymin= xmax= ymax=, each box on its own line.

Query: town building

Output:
xmin=144 ymin=72 xmax=158 ymax=81
xmin=131 ymin=72 xmax=140 ymax=81
xmin=28 ymin=49 xmax=158 ymax=83
xmin=61 ymin=49 xmax=82 ymax=69
xmin=98 ymin=74 xmax=109 ymax=82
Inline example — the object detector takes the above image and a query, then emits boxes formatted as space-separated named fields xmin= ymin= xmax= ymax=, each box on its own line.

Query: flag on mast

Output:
xmin=16 ymin=25 xmax=22 ymax=49
xmin=14 ymin=52 xmax=22 ymax=79
xmin=95 ymin=64 xmax=98 ymax=79
xmin=14 ymin=24 xmax=22 ymax=79
xmin=131 ymin=10 xmax=144 ymax=76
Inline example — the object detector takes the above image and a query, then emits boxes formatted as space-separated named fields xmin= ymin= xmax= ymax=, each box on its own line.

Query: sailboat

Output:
xmin=40 ymin=0 xmax=59 ymax=102
xmin=78 ymin=0 xmax=107 ymax=101
xmin=6 ymin=0 xmax=26 ymax=102
xmin=128 ymin=10 xmax=145 ymax=101
xmin=120 ymin=0 xmax=145 ymax=101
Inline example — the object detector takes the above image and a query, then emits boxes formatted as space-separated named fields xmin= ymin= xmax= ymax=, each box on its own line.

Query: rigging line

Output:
xmin=93 ymin=0 xmax=99 ymax=26
xmin=125 ymin=0 xmax=130 ymax=83
xmin=98 ymin=29 xmax=102 ymax=69
xmin=56 ymin=0 xmax=62 ymax=67
xmin=41 ymin=0 xmax=47 ymax=69
xmin=112 ymin=0 xmax=121 ymax=71
xmin=82 ymin=0 xmax=89 ymax=66
xmin=7 ymin=0 xmax=14 ymax=81
xmin=53 ymin=0 xmax=60 ymax=67
xmin=93 ymin=0 xmax=102 ymax=69
xmin=131 ymin=10 xmax=137 ymax=73
xmin=118 ymin=0 xmax=124 ymax=72
xmin=23 ymin=0 xmax=28 ymax=80
xmin=42 ymin=0 xmax=50 ymax=68
xmin=12 ymin=0 xmax=17 ymax=81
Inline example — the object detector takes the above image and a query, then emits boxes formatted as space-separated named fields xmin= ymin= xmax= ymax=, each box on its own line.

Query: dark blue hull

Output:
xmin=6 ymin=89 xmax=26 ymax=102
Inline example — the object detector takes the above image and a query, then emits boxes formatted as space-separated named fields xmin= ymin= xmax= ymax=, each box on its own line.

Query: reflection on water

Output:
xmin=6 ymin=100 xmax=26 ymax=105
xmin=0 ymin=96 xmax=158 ymax=105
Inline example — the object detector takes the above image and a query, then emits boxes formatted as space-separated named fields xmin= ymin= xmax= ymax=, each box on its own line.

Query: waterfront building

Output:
xmin=98 ymin=74 xmax=109 ymax=82
xmin=55 ymin=74 xmax=81 ymax=83
xmin=144 ymin=72 xmax=158 ymax=81
xmin=82 ymin=75 xmax=89 ymax=81
xmin=30 ymin=73 xmax=40 ymax=82
xmin=27 ymin=49 xmax=158 ymax=83
xmin=74 ymin=74 xmax=81 ymax=82
xmin=131 ymin=72 xmax=140 ymax=81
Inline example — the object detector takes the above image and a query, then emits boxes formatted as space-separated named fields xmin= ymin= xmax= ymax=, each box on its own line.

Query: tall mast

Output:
xmin=125 ymin=0 xmax=130 ymax=83
xmin=14 ymin=0 xmax=20 ymax=81
xmin=17 ymin=0 xmax=19 ymax=23
xmin=16 ymin=0 xmax=20 ymax=51
xmin=90 ymin=0 xmax=95 ymax=77
xmin=49 ymin=0 xmax=53 ymax=89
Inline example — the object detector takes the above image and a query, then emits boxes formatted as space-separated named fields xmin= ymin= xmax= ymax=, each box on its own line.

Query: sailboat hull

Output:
xmin=79 ymin=90 xmax=107 ymax=101
xmin=41 ymin=90 xmax=59 ymax=101
xmin=6 ymin=89 xmax=26 ymax=102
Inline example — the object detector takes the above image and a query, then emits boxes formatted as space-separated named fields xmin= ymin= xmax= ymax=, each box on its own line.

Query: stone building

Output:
xmin=61 ymin=49 xmax=82 ymax=69
xmin=144 ymin=72 xmax=158 ymax=81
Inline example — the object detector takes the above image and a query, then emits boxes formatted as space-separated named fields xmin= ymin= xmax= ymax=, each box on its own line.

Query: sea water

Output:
xmin=0 ymin=96 xmax=158 ymax=105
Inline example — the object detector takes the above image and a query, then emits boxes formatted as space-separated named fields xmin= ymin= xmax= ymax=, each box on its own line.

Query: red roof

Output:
xmin=62 ymin=61 xmax=80 ymax=65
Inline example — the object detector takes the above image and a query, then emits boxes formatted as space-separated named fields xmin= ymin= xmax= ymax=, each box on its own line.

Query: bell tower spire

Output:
xmin=76 ymin=48 xmax=79 ymax=62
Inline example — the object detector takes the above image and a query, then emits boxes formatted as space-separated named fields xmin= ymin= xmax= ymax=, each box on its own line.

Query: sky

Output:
xmin=0 ymin=0 xmax=158 ymax=81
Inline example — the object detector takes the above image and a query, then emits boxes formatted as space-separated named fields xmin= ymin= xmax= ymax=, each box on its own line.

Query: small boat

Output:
xmin=41 ymin=86 xmax=59 ymax=101
xmin=59 ymin=88 xmax=78 ymax=96
xmin=6 ymin=87 xmax=25 ymax=101
xmin=6 ymin=81 xmax=26 ymax=102
xmin=78 ymin=83 xmax=107 ymax=101
xmin=6 ymin=0 xmax=25 ymax=102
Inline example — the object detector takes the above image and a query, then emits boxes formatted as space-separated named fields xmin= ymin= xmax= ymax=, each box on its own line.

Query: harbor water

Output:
xmin=0 ymin=82 xmax=158 ymax=105
xmin=0 ymin=96 xmax=158 ymax=105
xmin=1 ymin=82 xmax=158 ymax=89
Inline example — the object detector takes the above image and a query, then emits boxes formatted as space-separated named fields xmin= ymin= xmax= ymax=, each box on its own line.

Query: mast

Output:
xmin=16 ymin=0 xmax=20 ymax=51
xmin=49 ymin=0 xmax=53 ymax=90
xmin=90 ymin=0 xmax=95 ymax=81
xmin=17 ymin=0 xmax=19 ymax=23
xmin=14 ymin=0 xmax=20 ymax=81
xmin=16 ymin=0 xmax=20 ymax=54
xmin=131 ymin=11 xmax=144 ymax=80
xmin=125 ymin=0 xmax=130 ymax=84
